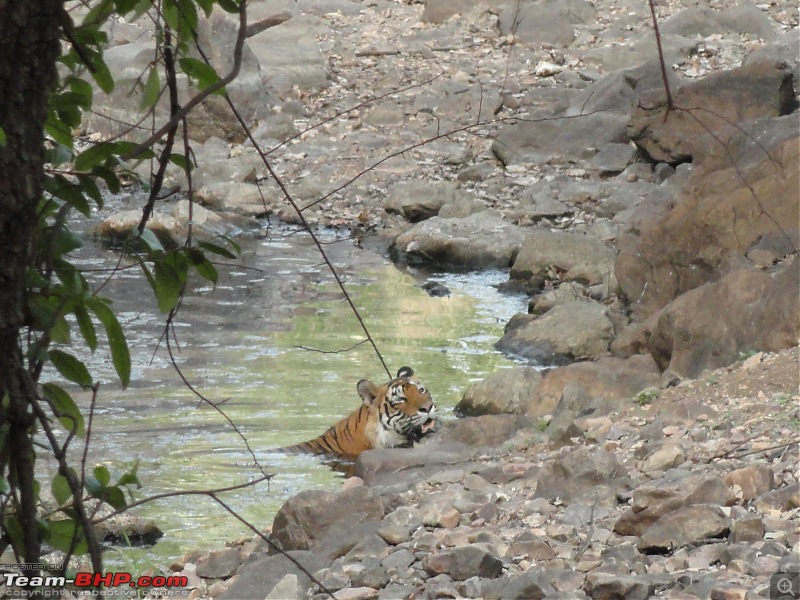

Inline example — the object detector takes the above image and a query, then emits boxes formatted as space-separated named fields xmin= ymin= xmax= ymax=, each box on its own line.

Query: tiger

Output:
xmin=272 ymin=367 xmax=436 ymax=459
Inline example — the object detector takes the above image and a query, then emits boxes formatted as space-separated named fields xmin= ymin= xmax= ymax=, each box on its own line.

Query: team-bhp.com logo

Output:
xmin=4 ymin=571 xmax=188 ymax=590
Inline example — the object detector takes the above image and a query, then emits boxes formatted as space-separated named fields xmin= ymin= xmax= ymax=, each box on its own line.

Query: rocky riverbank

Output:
xmin=78 ymin=0 xmax=799 ymax=598
xmin=162 ymin=347 xmax=798 ymax=599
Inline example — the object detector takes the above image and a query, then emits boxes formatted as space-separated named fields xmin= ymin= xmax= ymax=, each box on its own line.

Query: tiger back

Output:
xmin=272 ymin=367 xmax=436 ymax=459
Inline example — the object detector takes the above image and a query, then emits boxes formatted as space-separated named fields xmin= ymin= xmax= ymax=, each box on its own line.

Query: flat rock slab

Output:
xmin=511 ymin=229 xmax=617 ymax=289
xmin=392 ymin=212 xmax=525 ymax=270
xmin=496 ymin=300 xmax=615 ymax=364
xmin=628 ymin=59 xmax=797 ymax=164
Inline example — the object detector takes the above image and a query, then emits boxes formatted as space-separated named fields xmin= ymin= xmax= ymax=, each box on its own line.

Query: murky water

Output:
xmin=40 ymin=225 xmax=526 ymax=568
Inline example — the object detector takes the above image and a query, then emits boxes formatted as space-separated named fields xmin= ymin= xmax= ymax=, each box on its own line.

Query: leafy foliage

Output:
xmin=1 ymin=0 xmax=242 ymax=569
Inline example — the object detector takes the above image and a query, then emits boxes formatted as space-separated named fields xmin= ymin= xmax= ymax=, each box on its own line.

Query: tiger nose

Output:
xmin=420 ymin=400 xmax=435 ymax=415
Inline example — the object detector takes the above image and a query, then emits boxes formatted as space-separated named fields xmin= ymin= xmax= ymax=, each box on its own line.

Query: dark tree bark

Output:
xmin=0 ymin=0 xmax=64 ymax=566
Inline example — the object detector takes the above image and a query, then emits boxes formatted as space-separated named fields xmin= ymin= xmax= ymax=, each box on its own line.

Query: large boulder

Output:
xmin=616 ymin=115 xmax=799 ymax=319
xmin=383 ymin=180 xmax=458 ymax=223
xmin=496 ymin=300 xmax=615 ymax=364
xmin=492 ymin=111 xmax=630 ymax=166
xmin=247 ymin=16 xmax=331 ymax=97
xmin=628 ymin=60 xmax=797 ymax=164
xmin=217 ymin=551 xmax=329 ymax=600
xmin=527 ymin=354 xmax=661 ymax=417
xmin=392 ymin=212 xmax=525 ymax=270
xmin=270 ymin=488 xmax=384 ymax=552
xmin=647 ymin=260 xmax=799 ymax=378
xmin=455 ymin=366 xmax=542 ymax=417
xmin=510 ymin=230 xmax=617 ymax=289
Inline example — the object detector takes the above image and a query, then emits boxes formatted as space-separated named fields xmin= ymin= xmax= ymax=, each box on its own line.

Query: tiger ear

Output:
xmin=396 ymin=366 xmax=414 ymax=379
xmin=357 ymin=379 xmax=379 ymax=406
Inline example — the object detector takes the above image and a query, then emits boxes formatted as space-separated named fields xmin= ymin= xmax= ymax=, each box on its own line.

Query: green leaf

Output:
xmin=101 ymin=486 xmax=127 ymax=510
xmin=198 ymin=240 xmax=237 ymax=259
xmin=84 ymin=475 xmax=102 ymax=496
xmin=217 ymin=0 xmax=240 ymax=13
xmin=46 ymin=174 xmax=91 ymax=217
xmin=141 ymin=64 xmax=161 ymax=110
xmin=195 ymin=0 xmax=214 ymax=17
xmin=42 ymin=383 xmax=86 ymax=437
xmin=45 ymin=518 xmax=88 ymax=555
xmin=162 ymin=0 xmax=180 ymax=31
xmin=137 ymin=228 xmax=165 ymax=253
xmin=178 ymin=58 xmax=223 ymax=93
xmin=117 ymin=459 xmax=141 ymax=488
xmin=75 ymin=142 xmax=121 ymax=171
xmin=53 ymin=225 xmax=85 ymax=256
xmin=45 ymin=109 xmax=74 ymax=148
xmin=49 ymin=350 xmax=93 ymax=388
xmin=74 ymin=304 xmax=98 ymax=352
xmin=188 ymin=248 xmax=218 ymax=284
xmin=67 ymin=76 xmax=94 ymax=109
xmin=92 ymin=165 xmax=121 ymax=194
xmin=0 ymin=127 xmax=6 ymax=146
xmin=4 ymin=516 xmax=25 ymax=556
xmin=51 ymin=474 xmax=73 ymax=506
xmin=87 ymin=298 xmax=131 ymax=389
xmin=93 ymin=465 xmax=111 ymax=487
xmin=50 ymin=315 xmax=71 ymax=344
xmin=153 ymin=261 xmax=183 ymax=313
xmin=168 ymin=153 xmax=190 ymax=171
xmin=78 ymin=174 xmax=104 ymax=209
xmin=90 ymin=55 xmax=115 ymax=94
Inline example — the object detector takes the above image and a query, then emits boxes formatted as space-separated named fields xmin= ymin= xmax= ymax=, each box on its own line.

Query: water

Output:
xmin=40 ymin=225 xmax=526 ymax=569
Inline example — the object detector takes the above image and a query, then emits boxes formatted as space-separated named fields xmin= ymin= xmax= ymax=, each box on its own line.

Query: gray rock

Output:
xmin=647 ymin=261 xmax=799 ymax=377
xmin=533 ymin=447 xmax=628 ymax=504
xmin=493 ymin=111 xmax=629 ymax=166
xmin=355 ymin=443 xmax=477 ymax=488
xmin=455 ymin=366 xmax=542 ymax=417
xmin=728 ymin=515 xmax=765 ymax=544
xmin=195 ymin=547 xmax=241 ymax=579
xmin=195 ymin=182 xmax=274 ymax=217
xmin=753 ymin=483 xmax=800 ymax=513
xmin=638 ymin=504 xmax=731 ymax=552
xmin=248 ymin=16 xmax=330 ymax=97
xmin=510 ymin=230 xmax=617 ymax=289
xmin=270 ymin=488 xmax=384 ymax=552
xmin=422 ymin=546 xmax=503 ymax=581
xmin=384 ymin=180 xmax=457 ymax=223
xmin=344 ymin=534 xmax=389 ymax=562
xmin=590 ymin=143 xmax=639 ymax=174
xmin=495 ymin=300 xmax=615 ymax=364
xmin=392 ymin=212 xmax=526 ymax=270
xmin=218 ymin=551 xmax=329 ymax=600
xmin=438 ymin=196 xmax=488 ymax=219
xmin=628 ymin=60 xmax=796 ymax=164
xmin=615 ymin=473 xmax=736 ymax=537
xmin=498 ymin=569 xmax=556 ymax=599
xmin=436 ymin=414 xmax=535 ymax=448
xmin=264 ymin=574 xmax=300 ymax=600
xmin=377 ymin=507 xmax=423 ymax=545
xmin=530 ymin=354 xmax=661 ymax=418
xmin=496 ymin=2 xmax=576 ymax=48
xmin=641 ymin=442 xmax=686 ymax=473
xmin=546 ymin=410 xmax=583 ymax=448
xmin=583 ymin=572 xmax=653 ymax=600
xmin=352 ymin=565 xmax=391 ymax=589
xmin=381 ymin=548 xmax=415 ymax=571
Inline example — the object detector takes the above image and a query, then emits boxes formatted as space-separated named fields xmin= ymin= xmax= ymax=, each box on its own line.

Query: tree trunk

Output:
xmin=0 ymin=0 xmax=64 ymax=566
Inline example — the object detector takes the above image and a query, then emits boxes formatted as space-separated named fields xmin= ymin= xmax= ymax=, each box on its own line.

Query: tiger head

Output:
xmin=357 ymin=366 xmax=437 ymax=449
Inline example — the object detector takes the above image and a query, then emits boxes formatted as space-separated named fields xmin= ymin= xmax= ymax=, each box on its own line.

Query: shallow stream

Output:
xmin=43 ymin=225 xmax=526 ymax=568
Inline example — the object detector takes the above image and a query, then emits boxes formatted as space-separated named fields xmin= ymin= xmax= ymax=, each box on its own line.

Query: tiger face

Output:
xmin=357 ymin=366 xmax=437 ymax=449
